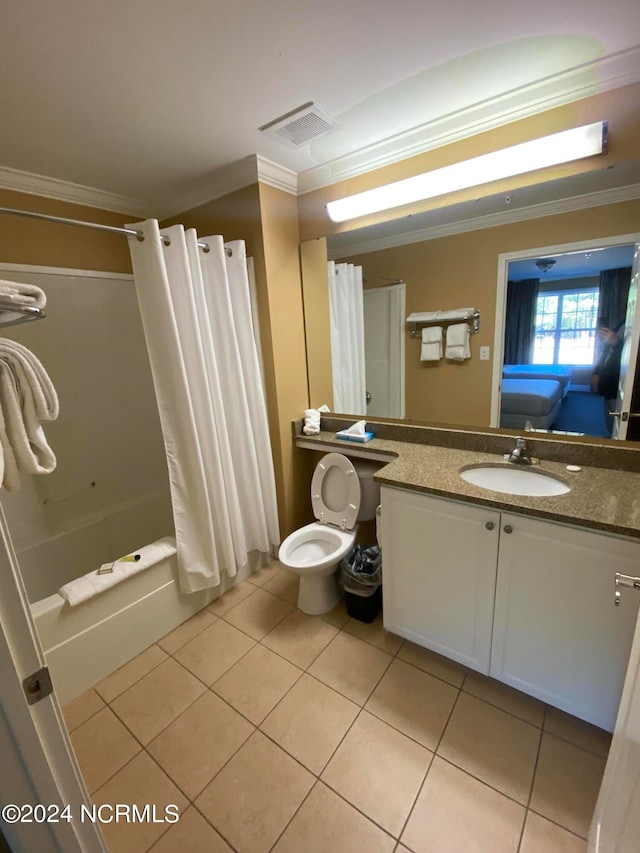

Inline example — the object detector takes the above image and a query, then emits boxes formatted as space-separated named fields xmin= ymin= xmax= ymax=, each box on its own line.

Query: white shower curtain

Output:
xmin=127 ymin=220 xmax=280 ymax=593
xmin=327 ymin=261 xmax=367 ymax=414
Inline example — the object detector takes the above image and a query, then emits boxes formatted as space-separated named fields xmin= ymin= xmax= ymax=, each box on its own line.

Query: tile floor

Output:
xmin=63 ymin=561 xmax=609 ymax=853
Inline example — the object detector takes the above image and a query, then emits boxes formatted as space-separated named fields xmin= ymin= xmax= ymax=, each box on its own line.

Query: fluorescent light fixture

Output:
xmin=326 ymin=121 xmax=607 ymax=223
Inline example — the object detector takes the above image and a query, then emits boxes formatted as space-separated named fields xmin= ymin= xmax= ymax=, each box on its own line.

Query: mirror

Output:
xmin=301 ymin=192 xmax=640 ymax=445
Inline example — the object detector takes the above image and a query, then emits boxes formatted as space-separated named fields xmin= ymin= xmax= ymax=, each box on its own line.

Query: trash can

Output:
xmin=341 ymin=544 xmax=382 ymax=623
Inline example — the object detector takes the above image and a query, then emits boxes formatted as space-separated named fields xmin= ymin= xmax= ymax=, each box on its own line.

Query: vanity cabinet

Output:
xmin=381 ymin=485 xmax=640 ymax=730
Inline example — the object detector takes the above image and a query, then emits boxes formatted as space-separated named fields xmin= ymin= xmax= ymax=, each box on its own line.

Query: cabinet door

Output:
xmin=381 ymin=486 xmax=500 ymax=674
xmin=491 ymin=513 xmax=640 ymax=731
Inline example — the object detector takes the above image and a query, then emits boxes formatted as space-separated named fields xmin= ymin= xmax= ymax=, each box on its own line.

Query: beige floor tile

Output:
xmin=529 ymin=733 xmax=606 ymax=839
xmin=247 ymin=561 xmax=284 ymax=586
xmin=157 ymin=608 xmax=217 ymax=655
xmin=320 ymin=598 xmax=350 ymax=629
xmin=92 ymin=751 xmax=188 ymax=853
xmin=365 ymin=658 xmax=458 ymax=750
xmin=544 ymin=707 xmax=612 ymax=758
xmin=147 ymin=691 xmax=254 ymax=799
xmin=70 ymin=707 xmax=140 ymax=793
xmin=63 ymin=688 xmax=105 ymax=732
xmin=207 ymin=581 xmax=256 ymax=617
xmin=174 ymin=619 xmax=255 ymax=684
xmin=223 ymin=587 xmax=294 ymax=640
xmin=308 ymin=632 xmax=392 ymax=705
xmin=273 ymin=781 xmax=396 ymax=853
xmin=111 ymin=658 xmax=205 ymax=745
xmin=463 ymin=671 xmax=545 ymax=727
xmin=438 ymin=692 xmax=540 ymax=804
xmin=262 ymin=568 xmax=300 ymax=603
xmin=212 ymin=645 xmax=302 ymax=724
xmin=149 ymin=806 xmax=233 ymax=852
xmin=520 ymin=811 xmax=587 ymax=853
xmin=261 ymin=609 xmax=339 ymax=668
xmin=95 ymin=645 xmax=168 ymax=703
xmin=195 ymin=731 xmax=314 ymax=853
xmin=261 ymin=673 xmax=359 ymax=773
xmin=396 ymin=641 xmax=467 ymax=688
xmin=401 ymin=756 xmax=525 ymax=853
xmin=321 ymin=711 xmax=432 ymax=837
xmin=343 ymin=613 xmax=404 ymax=655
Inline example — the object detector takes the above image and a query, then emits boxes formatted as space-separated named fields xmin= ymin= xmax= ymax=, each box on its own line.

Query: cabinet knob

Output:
xmin=503 ymin=524 xmax=513 ymax=534
xmin=485 ymin=522 xmax=495 ymax=530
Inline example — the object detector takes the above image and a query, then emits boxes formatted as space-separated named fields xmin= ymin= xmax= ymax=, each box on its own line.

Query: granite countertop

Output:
xmin=296 ymin=430 xmax=640 ymax=540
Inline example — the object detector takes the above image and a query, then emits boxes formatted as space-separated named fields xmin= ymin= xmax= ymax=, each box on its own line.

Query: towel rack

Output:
xmin=0 ymin=299 xmax=46 ymax=330
xmin=407 ymin=308 xmax=480 ymax=337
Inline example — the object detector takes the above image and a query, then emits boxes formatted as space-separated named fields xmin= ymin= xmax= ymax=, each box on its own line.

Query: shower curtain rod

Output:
xmin=363 ymin=273 xmax=403 ymax=284
xmin=0 ymin=206 xmax=233 ymax=255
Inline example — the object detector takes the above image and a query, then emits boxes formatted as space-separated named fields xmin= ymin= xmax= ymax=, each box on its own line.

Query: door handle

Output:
xmin=614 ymin=572 xmax=640 ymax=606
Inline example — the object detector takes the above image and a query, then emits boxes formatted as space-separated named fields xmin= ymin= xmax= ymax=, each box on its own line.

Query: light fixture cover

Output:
xmin=326 ymin=121 xmax=607 ymax=223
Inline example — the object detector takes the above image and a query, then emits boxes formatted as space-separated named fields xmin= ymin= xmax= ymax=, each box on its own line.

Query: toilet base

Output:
xmin=298 ymin=570 xmax=341 ymax=615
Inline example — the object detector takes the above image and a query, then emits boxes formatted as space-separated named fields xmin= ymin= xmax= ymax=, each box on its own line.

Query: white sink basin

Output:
xmin=459 ymin=465 xmax=571 ymax=496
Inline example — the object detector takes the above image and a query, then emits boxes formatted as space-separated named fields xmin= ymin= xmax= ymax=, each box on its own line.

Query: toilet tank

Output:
xmin=353 ymin=459 xmax=383 ymax=521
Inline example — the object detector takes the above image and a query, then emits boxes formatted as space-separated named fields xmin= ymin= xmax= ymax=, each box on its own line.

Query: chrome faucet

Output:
xmin=508 ymin=437 xmax=533 ymax=465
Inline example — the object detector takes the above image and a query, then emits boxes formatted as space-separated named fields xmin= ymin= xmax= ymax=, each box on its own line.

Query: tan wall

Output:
xmin=300 ymin=238 xmax=333 ymax=410
xmin=345 ymin=198 xmax=640 ymax=427
xmin=298 ymin=82 xmax=640 ymax=242
xmin=172 ymin=184 xmax=312 ymax=536
xmin=0 ymin=190 xmax=133 ymax=272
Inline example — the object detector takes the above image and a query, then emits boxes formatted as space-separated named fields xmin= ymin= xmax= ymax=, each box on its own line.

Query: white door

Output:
xmin=363 ymin=283 xmax=405 ymax=418
xmin=590 ymin=585 xmax=640 ymax=852
xmin=0 ymin=507 xmax=105 ymax=853
xmin=611 ymin=244 xmax=640 ymax=439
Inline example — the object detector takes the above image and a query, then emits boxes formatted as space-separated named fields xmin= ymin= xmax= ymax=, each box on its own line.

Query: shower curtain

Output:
xmin=327 ymin=261 xmax=367 ymax=414
xmin=127 ymin=220 xmax=280 ymax=593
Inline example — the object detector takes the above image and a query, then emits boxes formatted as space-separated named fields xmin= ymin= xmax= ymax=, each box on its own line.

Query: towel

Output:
xmin=438 ymin=307 xmax=475 ymax=321
xmin=407 ymin=311 xmax=440 ymax=323
xmin=421 ymin=326 xmax=443 ymax=361
xmin=59 ymin=537 xmax=177 ymax=606
xmin=302 ymin=404 xmax=330 ymax=435
xmin=0 ymin=338 xmax=59 ymax=490
xmin=445 ymin=323 xmax=471 ymax=360
xmin=0 ymin=279 xmax=47 ymax=309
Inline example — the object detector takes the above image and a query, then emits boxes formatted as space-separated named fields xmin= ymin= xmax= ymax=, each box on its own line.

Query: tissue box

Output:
xmin=335 ymin=431 xmax=375 ymax=443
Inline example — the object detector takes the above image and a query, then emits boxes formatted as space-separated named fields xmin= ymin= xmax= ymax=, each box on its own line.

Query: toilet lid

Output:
xmin=311 ymin=453 xmax=361 ymax=530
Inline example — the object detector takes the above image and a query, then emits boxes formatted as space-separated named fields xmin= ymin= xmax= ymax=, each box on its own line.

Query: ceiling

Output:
xmin=1 ymin=1 xmax=640 ymax=218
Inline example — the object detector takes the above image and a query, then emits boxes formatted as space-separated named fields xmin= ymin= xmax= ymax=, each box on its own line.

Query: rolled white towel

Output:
xmin=0 ymin=338 xmax=58 ymax=420
xmin=0 ymin=279 xmax=47 ymax=309
xmin=303 ymin=408 xmax=321 ymax=435
xmin=59 ymin=537 xmax=177 ymax=607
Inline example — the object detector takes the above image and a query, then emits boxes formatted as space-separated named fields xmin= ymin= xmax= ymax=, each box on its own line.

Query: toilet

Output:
xmin=279 ymin=453 xmax=381 ymax=615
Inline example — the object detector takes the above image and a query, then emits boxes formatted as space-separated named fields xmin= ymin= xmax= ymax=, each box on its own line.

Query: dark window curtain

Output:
xmin=504 ymin=278 xmax=539 ymax=365
xmin=595 ymin=266 xmax=632 ymax=361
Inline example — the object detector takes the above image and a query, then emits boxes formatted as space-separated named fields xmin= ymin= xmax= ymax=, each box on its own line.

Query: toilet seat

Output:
xmin=311 ymin=452 xmax=361 ymax=530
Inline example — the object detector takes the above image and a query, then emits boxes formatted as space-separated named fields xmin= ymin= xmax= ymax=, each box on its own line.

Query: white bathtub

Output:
xmin=20 ymin=492 xmax=260 ymax=705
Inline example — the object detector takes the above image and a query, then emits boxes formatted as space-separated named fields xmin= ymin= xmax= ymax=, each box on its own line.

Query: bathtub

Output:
xmin=19 ymin=492 xmax=261 ymax=705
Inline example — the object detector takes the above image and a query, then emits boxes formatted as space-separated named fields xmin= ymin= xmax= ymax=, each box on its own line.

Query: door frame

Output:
xmin=491 ymin=232 xmax=640 ymax=428
xmin=363 ymin=281 xmax=406 ymax=418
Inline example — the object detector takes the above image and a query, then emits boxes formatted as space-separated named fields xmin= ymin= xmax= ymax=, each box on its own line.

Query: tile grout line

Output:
xmin=516 ymin=703 xmax=547 ymax=853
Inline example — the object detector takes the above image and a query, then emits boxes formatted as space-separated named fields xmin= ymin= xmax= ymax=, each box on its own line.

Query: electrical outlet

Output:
xmin=480 ymin=346 xmax=490 ymax=360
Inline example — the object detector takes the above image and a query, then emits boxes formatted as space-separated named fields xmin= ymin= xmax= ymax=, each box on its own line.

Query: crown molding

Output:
xmin=298 ymin=45 xmax=640 ymax=196
xmin=0 ymin=165 xmax=153 ymax=216
xmin=330 ymin=182 xmax=640 ymax=258
xmin=256 ymin=156 xmax=298 ymax=195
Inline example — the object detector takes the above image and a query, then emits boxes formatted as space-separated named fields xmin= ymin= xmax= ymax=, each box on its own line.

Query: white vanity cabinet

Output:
xmin=381 ymin=486 xmax=501 ymax=673
xmin=381 ymin=485 xmax=640 ymax=730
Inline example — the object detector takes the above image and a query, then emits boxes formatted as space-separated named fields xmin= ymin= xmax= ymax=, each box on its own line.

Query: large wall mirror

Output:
xmin=300 ymin=180 xmax=640 ymax=445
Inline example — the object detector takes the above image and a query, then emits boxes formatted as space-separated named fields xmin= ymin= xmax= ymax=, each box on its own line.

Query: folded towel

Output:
xmin=0 ymin=279 xmax=47 ymax=309
xmin=0 ymin=339 xmax=58 ymax=420
xmin=421 ymin=326 xmax=443 ymax=361
xmin=438 ymin=307 xmax=475 ymax=321
xmin=407 ymin=311 xmax=440 ymax=323
xmin=0 ymin=400 xmax=21 ymax=491
xmin=445 ymin=323 xmax=471 ymax=360
xmin=59 ymin=537 xmax=177 ymax=606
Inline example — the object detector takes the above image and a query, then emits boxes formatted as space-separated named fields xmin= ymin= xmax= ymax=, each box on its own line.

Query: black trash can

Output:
xmin=341 ymin=544 xmax=382 ymax=623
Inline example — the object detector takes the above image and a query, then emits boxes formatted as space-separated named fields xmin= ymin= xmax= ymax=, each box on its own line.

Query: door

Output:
xmin=381 ymin=487 xmax=500 ymax=673
xmin=590 ymin=584 xmax=640 ymax=851
xmin=363 ymin=283 xmax=405 ymax=418
xmin=0 ymin=506 xmax=105 ymax=852
xmin=611 ymin=244 xmax=640 ymax=439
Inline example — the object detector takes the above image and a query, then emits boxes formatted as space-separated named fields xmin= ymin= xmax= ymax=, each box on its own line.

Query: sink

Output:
xmin=459 ymin=464 xmax=571 ymax=496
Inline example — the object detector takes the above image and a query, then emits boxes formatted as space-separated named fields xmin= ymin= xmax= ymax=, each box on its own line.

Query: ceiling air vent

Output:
xmin=260 ymin=102 xmax=341 ymax=147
